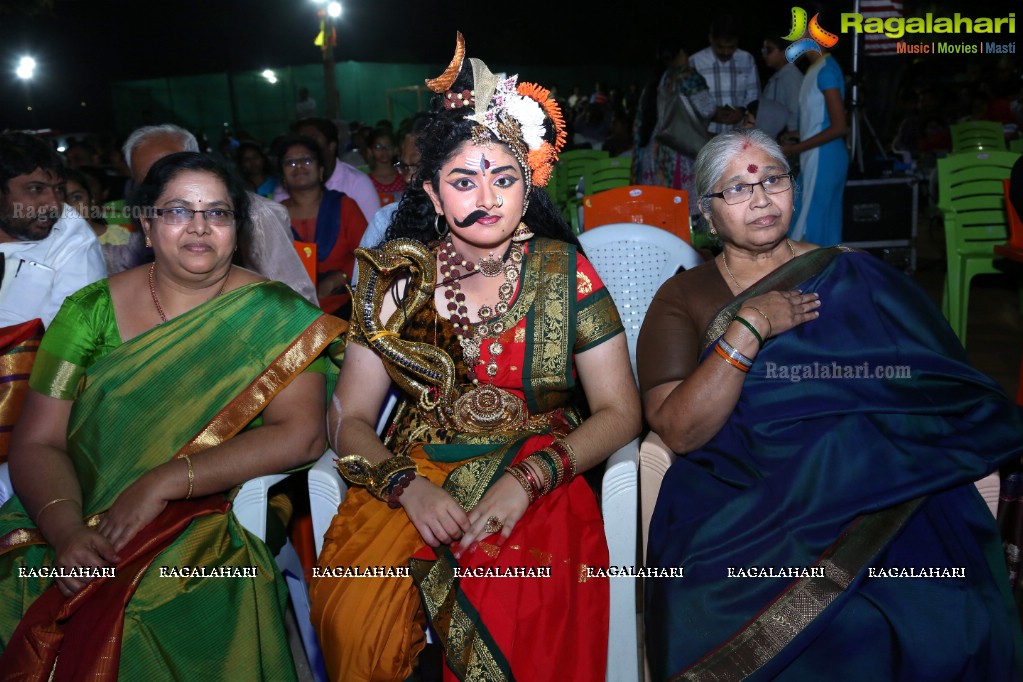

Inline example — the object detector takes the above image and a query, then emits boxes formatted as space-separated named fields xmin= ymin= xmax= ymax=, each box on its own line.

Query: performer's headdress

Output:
xmin=425 ymin=32 xmax=567 ymax=188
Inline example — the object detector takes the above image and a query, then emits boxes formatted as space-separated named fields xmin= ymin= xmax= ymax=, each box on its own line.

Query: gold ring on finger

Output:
xmin=484 ymin=516 xmax=504 ymax=534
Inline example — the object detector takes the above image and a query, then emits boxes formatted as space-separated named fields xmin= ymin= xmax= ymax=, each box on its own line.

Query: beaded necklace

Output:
xmin=437 ymin=236 xmax=523 ymax=383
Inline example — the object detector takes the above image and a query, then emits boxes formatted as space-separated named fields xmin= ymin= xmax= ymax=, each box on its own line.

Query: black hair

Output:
xmin=129 ymin=151 xmax=250 ymax=239
xmin=235 ymin=140 xmax=268 ymax=164
xmin=292 ymin=117 xmax=338 ymax=149
xmin=65 ymin=139 xmax=98 ymax=156
xmin=637 ymin=38 xmax=690 ymax=147
xmin=63 ymin=168 xmax=93 ymax=199
xmin=709 ymin=15 xmax=740 ymax=40
xmin=0 ymin=132 xmax=65 ymax=193
xmin=273 ymin=135 xmax=326 ymax=177
xmin=386 ymin=60 xmax=578 ymax=249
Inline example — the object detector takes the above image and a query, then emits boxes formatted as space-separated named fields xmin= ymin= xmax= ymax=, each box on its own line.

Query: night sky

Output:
xmin=0 ymin=0 xmax=1019 ymax=135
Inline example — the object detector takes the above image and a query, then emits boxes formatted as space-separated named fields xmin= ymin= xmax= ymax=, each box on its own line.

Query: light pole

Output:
xmin=313 ymin=0 xmax=342 ymax=120
xmin=16 ymin=56 xmax=36 ymax=129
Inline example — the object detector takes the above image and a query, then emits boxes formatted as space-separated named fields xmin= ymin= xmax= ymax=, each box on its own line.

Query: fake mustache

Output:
xmin=453 ymin=210 xmax=489 ymax=228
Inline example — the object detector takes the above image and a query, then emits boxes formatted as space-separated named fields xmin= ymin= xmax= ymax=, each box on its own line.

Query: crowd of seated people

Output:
xmin=1 ymin=29 xmax=1022 ymax=682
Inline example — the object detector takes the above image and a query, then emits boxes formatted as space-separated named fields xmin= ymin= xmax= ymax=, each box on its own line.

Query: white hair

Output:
xmin=122 ymin=124 xmax=199 ymax=176
xmin=694 ymin=128 xmax=789 ymax=218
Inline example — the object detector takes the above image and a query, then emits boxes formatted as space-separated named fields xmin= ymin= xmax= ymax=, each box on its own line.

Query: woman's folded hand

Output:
xmin=399 ymin=477 xmax=471 ymax=548
xmin=97 ymin=470 xmax=173 ymax=553
xmin=50 ymin=526 xmax=120 ymax=597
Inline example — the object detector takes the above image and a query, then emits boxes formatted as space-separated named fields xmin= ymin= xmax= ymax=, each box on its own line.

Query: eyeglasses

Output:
xmin=283 ymin=156 xmax=316 ymax=168
xmin=154 ymin=207 xmax=236 ymax=227
xmin=373 ymin=143 xmax=393 ymax=151
xmin=704 ymin=173 xmax=793 ymax=205
xmin=394 ymin=161 xmax=419 ymax=173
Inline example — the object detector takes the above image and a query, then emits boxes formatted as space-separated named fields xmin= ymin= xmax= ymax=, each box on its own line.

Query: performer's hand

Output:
xmin=50 ymin=526 xmax=119 ymax=597
xmin=98 ymin=472 xmax=171 ymax=553
xmin=400 ymin=477 xmax=471 ymax=547
xmin=454 ymin=474 xmax=530 ymax=560
xmin=742 ymin=290 xmax=820 ymax=339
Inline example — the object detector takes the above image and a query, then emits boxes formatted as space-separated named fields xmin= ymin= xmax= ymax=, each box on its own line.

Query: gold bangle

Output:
xmin=183 ymin=455 xmax=194 ymax=499
xmin=35 ymin=497 xmax=78 ymax=520
xmin=743 ymin=305 xmax=773 ymax=337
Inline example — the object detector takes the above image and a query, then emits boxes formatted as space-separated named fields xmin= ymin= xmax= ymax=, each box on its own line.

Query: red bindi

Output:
xmin=747 ymin=163 xmax=758 ymax=173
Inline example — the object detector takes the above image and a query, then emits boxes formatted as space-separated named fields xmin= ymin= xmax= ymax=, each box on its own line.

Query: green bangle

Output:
xmin=733 ymin=315 xmax=764 ymax=347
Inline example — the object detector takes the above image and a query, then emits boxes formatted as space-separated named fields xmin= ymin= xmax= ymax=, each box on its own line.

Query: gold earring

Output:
xmin=145 ymin=235 xmax=152 ymax=247
xmin=511 ymin=221 xmax=534 ymax=243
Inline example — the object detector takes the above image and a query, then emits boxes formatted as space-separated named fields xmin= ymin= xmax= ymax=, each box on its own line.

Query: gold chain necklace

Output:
xmin=720 ymin=239 xmax=796 ymax=291
xmin=149 ymin=262 xmax=229 ymax=323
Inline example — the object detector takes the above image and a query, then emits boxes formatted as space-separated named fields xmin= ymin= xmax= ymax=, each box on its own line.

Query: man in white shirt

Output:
xmin=0 ymin=132 xmax=106 ymax=327
xmin=690 ymin=15 xmax=762 ymax=134
xmin=274 ymin=117 xmax=381 ymax=224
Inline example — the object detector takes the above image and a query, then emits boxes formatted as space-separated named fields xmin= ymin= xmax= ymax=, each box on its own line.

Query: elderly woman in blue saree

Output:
xmin=637 ymin=128 xmax=1023 ymax=681
xmin=0 ymin=153 xmax=345 ymax=680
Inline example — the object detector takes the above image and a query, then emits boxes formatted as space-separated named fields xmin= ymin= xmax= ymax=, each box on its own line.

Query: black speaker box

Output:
xmin=842 ymin=177 xmax=918 ymax=243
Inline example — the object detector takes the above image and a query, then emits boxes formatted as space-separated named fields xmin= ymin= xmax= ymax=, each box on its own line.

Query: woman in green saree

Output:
xmin=0 ymin=152 xmax=346 ymax=680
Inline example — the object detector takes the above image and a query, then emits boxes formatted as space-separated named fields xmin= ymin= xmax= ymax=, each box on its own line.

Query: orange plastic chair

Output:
xmin=294 ymin=240 xmax=317 ymax=285
xmin=582 ymin=185 xmax=691 ymax=244
xmin=1000 ymin=178 xmax=1023 ymax=250
xmin=997 ymin=179 xmax=1023 ymax=405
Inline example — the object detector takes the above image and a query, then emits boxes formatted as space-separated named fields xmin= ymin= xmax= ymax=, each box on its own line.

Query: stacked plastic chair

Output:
xmin=936 ymin=149 xmax=1020 ymax=346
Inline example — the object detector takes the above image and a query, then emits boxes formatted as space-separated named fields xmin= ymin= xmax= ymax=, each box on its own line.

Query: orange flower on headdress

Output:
xmin=517 ymin=82 xmax=567 ymax=154
xmin=528 ymin=143 xmax=558 ymax=187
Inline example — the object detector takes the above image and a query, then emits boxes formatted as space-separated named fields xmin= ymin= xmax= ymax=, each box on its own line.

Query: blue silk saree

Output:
xmin=646 ymin=248 xmax=1023 ymax=681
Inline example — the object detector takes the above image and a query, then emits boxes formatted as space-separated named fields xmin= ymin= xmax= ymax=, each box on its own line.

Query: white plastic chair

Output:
xmin=578 ymin=223 xmax=704 ymax=382
xmin=601 ymin=437 xmax=641 ymax=682
xmin=975 ymin=471 xmax=1001 ymax=518
xmin=0 ymin=462 xmax=12 ymax=507
xmin=311 ymin=390 xmax=396 ymax=556
xmin=637 ymin=431 xmax=674 ymax=682
xmin=234 ymin=473 xmax=328 ymax=682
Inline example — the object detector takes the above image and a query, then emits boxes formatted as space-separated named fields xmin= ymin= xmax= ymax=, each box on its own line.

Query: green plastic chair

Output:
xmin=937 ymin=149 xmax=1020 ymax=346
xmin=950 ymin=121 xmax=1007 ymax=153
xmin=585 ymin=157 xmax=633 ymax=196
xmin=1010 ymin=138 xmax=1023 ymax=154
xmin=556 ymin=149 xmax=609 ymax=232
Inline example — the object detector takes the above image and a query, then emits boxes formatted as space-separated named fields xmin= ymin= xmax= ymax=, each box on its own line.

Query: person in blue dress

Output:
xmin=783 ymin=46 xmax=848 ymax=246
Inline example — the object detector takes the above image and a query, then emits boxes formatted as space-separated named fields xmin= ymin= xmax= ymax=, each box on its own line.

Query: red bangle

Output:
xmin=385 ymin=470 xmax=416 ymax=509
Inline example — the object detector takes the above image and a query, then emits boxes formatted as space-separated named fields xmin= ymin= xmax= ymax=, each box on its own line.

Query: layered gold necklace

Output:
xmin=437 ymin=237 xmax=523 ymax=382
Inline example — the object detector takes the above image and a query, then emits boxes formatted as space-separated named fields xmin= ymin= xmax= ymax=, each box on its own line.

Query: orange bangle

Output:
xmin=714 ymin=342 xmax=750 ymax=373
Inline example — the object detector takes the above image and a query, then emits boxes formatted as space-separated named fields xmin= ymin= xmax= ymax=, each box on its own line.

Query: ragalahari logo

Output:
xmin=783 ymin=7 xmax=839 ymax=62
